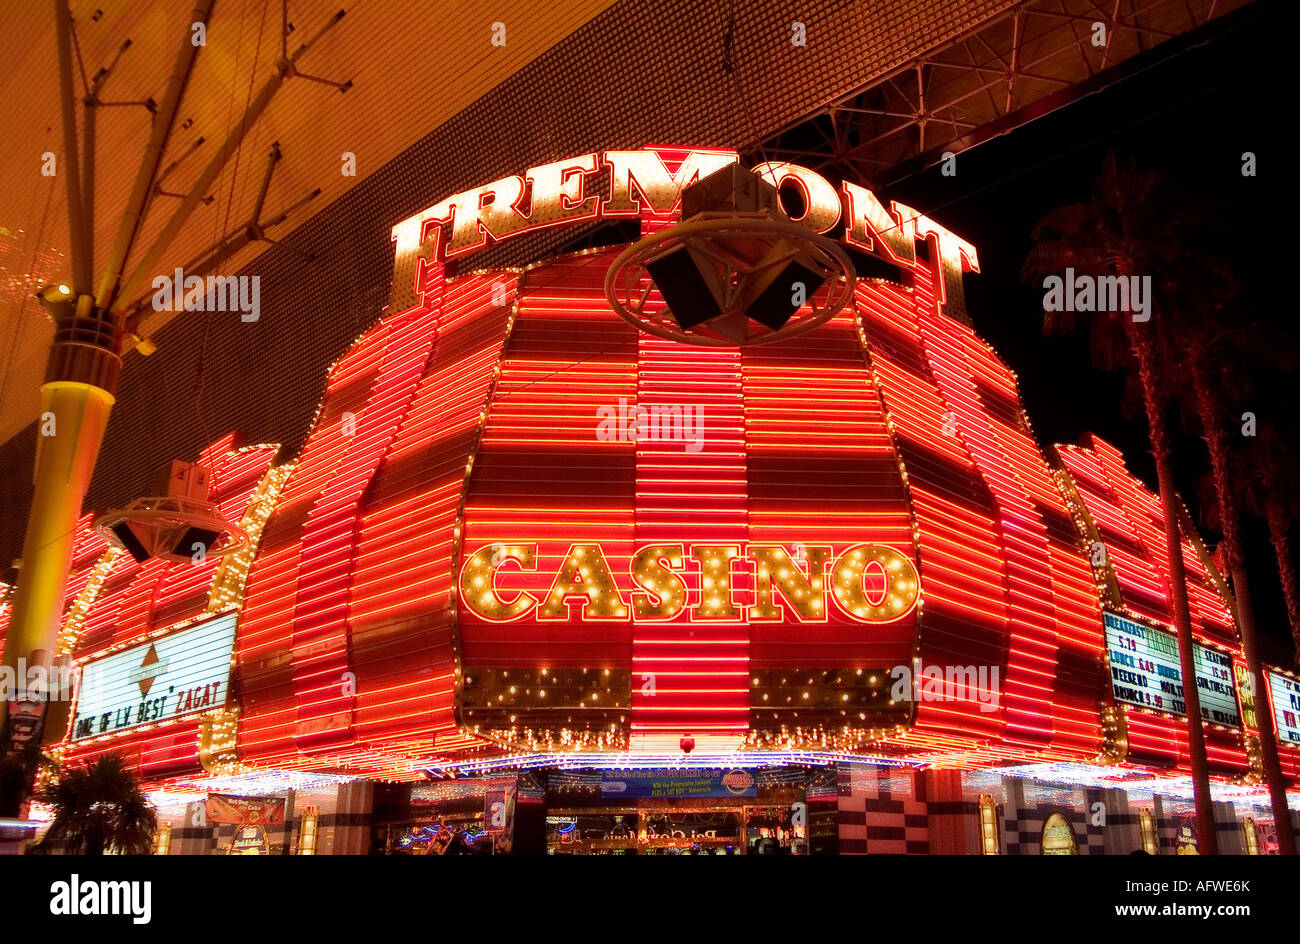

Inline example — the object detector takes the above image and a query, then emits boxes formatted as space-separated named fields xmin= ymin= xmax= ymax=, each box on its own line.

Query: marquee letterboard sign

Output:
xmin=1103 ymin=611 xmax=1240 ymax=727
xmin=71 ymin=611 xmax=238 ymax=741
xmin=1269 ymin=670 xmax=1300 ymax=747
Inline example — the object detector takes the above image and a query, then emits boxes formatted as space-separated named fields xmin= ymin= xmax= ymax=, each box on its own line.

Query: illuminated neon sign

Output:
xmin=71 ymin=612 xmax=237 ymax=741
xmin=457 ymin=542 xmax=920 ymax=624
xmin=1268 ymin=670 xmax=1300 ymax=747
xmin=1103 ymin=611 xmax=1240 ymax=726
xmin=387 ymin=147 xmax=979 ymax=320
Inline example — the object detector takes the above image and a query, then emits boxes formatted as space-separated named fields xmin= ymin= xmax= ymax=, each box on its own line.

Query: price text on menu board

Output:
xmin=1103 ymin=611 xmax=1241 ymax=726
xmin=1269 ymin=671 xmax=1300 ymax=746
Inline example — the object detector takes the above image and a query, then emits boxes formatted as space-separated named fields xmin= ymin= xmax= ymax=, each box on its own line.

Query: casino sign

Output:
xmin=43 ymin=146 xmax=1271 ymax=788
xmin=457 ymin=541 xmax=920 ymax=624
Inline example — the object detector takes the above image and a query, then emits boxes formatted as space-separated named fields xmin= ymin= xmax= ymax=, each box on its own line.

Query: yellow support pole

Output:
xmin=2 ymin=381 xmax=114 ymax=719
xmin=1 ymin=287 xmax=121 ymax=770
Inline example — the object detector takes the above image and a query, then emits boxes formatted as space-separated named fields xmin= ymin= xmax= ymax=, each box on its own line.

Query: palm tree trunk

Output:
xmin=85 ymin=822 xmax=104 ymax=856
xmin=1191 ymin=362 xmax=1296 ymax=854
xmin=1265 ymin=500 xmax=1300 ymax=669
xmin=1229 ymin=562 xmax=1298 ymax=853
xmin=1129 ymin=323 xmax=1218 ymax=853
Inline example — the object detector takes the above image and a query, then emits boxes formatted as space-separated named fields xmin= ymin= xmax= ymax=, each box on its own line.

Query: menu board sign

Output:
xmin=1269 ymin=671 xmax=1300 ymax=747
xmin=1103 ymin=611 xmax=1240 ymax=726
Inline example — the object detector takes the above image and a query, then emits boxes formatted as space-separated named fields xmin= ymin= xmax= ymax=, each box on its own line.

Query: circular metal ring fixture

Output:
xmin=604 ymin=214 xmax=857 ymax=347
xmin=94 ymin=496 xmax=248 ymax=564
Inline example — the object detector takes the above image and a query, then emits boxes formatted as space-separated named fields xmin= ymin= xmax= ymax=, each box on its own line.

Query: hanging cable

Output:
xmin=722 ymin=0 xmax=775 ymax=184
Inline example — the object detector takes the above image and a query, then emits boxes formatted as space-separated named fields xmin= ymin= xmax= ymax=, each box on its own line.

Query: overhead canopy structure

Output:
xmin=0 ymin=0 xmax=1249 ymax=446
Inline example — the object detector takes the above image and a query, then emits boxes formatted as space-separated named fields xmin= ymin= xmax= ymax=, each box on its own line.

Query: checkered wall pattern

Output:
xmin=838 ymin=767 xmax=930 ymax=855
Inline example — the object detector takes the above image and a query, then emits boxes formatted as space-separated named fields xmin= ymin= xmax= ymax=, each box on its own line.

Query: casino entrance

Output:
xmin=369 ymin=765 xmax=840 ymax=854
xmin=539 ymin=765 xmax=837 ymax=855
xmin=545 ymin=799 xmax=801 ymax=855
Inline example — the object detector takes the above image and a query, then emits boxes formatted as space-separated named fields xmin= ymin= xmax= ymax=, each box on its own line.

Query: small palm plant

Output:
xmin=37 ymin=754 xmax=157 ymax=855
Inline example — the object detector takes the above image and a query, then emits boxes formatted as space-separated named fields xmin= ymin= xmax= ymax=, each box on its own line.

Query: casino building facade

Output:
xmin=4 ymin=143 xmax=1298 ymax=855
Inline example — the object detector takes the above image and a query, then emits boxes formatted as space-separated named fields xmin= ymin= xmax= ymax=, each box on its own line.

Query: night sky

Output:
xmin=887 ymin=0 xmax=1300 ymax=661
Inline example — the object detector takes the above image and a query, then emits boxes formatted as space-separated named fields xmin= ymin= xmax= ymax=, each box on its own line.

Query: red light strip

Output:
xmin=1056 ymin=438 xmax=1250 ymax=776
xmin=857 ymin=276 xmax=1008 ymax=746
xmin=60 ymin=441 xmax=277 ymax=779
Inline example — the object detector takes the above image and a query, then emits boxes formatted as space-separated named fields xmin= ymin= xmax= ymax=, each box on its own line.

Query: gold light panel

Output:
xmin=978 ymin=794 xmax=1000 ymax=854
xmin=1139 ymin=808 xmax=1159 ymax=854
xmin=198 ymin=707 xmax=244 ymax=775
xmin=459 ymin=667 xmax=631 ymax=751
xmin=153 ymin=822 xmax=173 ymax=856
xmin=299 ymin=806 xmax=320 ymax=855
xmin=745 ymin=667 xmax=911 ymax=750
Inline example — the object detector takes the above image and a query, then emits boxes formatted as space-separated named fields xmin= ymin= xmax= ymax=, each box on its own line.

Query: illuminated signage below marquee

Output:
xmin=71 ymin=612 xmax=237 ymax=741
xmin=457 ymin=542 xmax=920 ymax=624
xmin=1103 ymin=611 xmax=1240 ymax=727
xmin=600 ymin=768 xmax=757 ymax=799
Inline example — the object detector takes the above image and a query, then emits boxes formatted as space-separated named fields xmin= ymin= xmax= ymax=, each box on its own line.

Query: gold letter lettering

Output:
xmin=602 ymin=149 xmax=738 ymax=217
xmin=459 ymin=543 xmax=539 ymax=621
xmin=831 ymin=544 xmax=919 ymax=623
xmin=747 ymin=544 xmax=832 ymax=621
xmin=630 ymin=544 xmax=688 ymax=620
xmin=537 ymin=543 xmax=629 ymax=620
xmin=689 ymin=544 xmax=742 ymax=620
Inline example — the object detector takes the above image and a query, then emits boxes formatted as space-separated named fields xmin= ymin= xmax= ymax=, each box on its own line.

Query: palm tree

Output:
xmin=1180 ymin=306 xmax=1296 ymax=854
xmin=37 ymin=754 xmax=157 ymax=855
xmin=1025 ymin=152 xmax=1219 ymax=852
xmin=1264 ymin=499 xmax=1300 ymax=669
xmin=1246 ymin=422 xmax=1300 ymax=666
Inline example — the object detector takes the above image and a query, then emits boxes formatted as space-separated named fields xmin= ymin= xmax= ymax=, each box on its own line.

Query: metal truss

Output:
xmin=753 ymin=0 xmax=1249 ymax=187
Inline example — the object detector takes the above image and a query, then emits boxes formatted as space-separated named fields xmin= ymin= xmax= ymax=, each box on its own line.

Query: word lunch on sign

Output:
xmin=457 ymin=541 xmax=920 ymax=624
xmin=1103 ymin=610 xmax=1241 ymax=727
